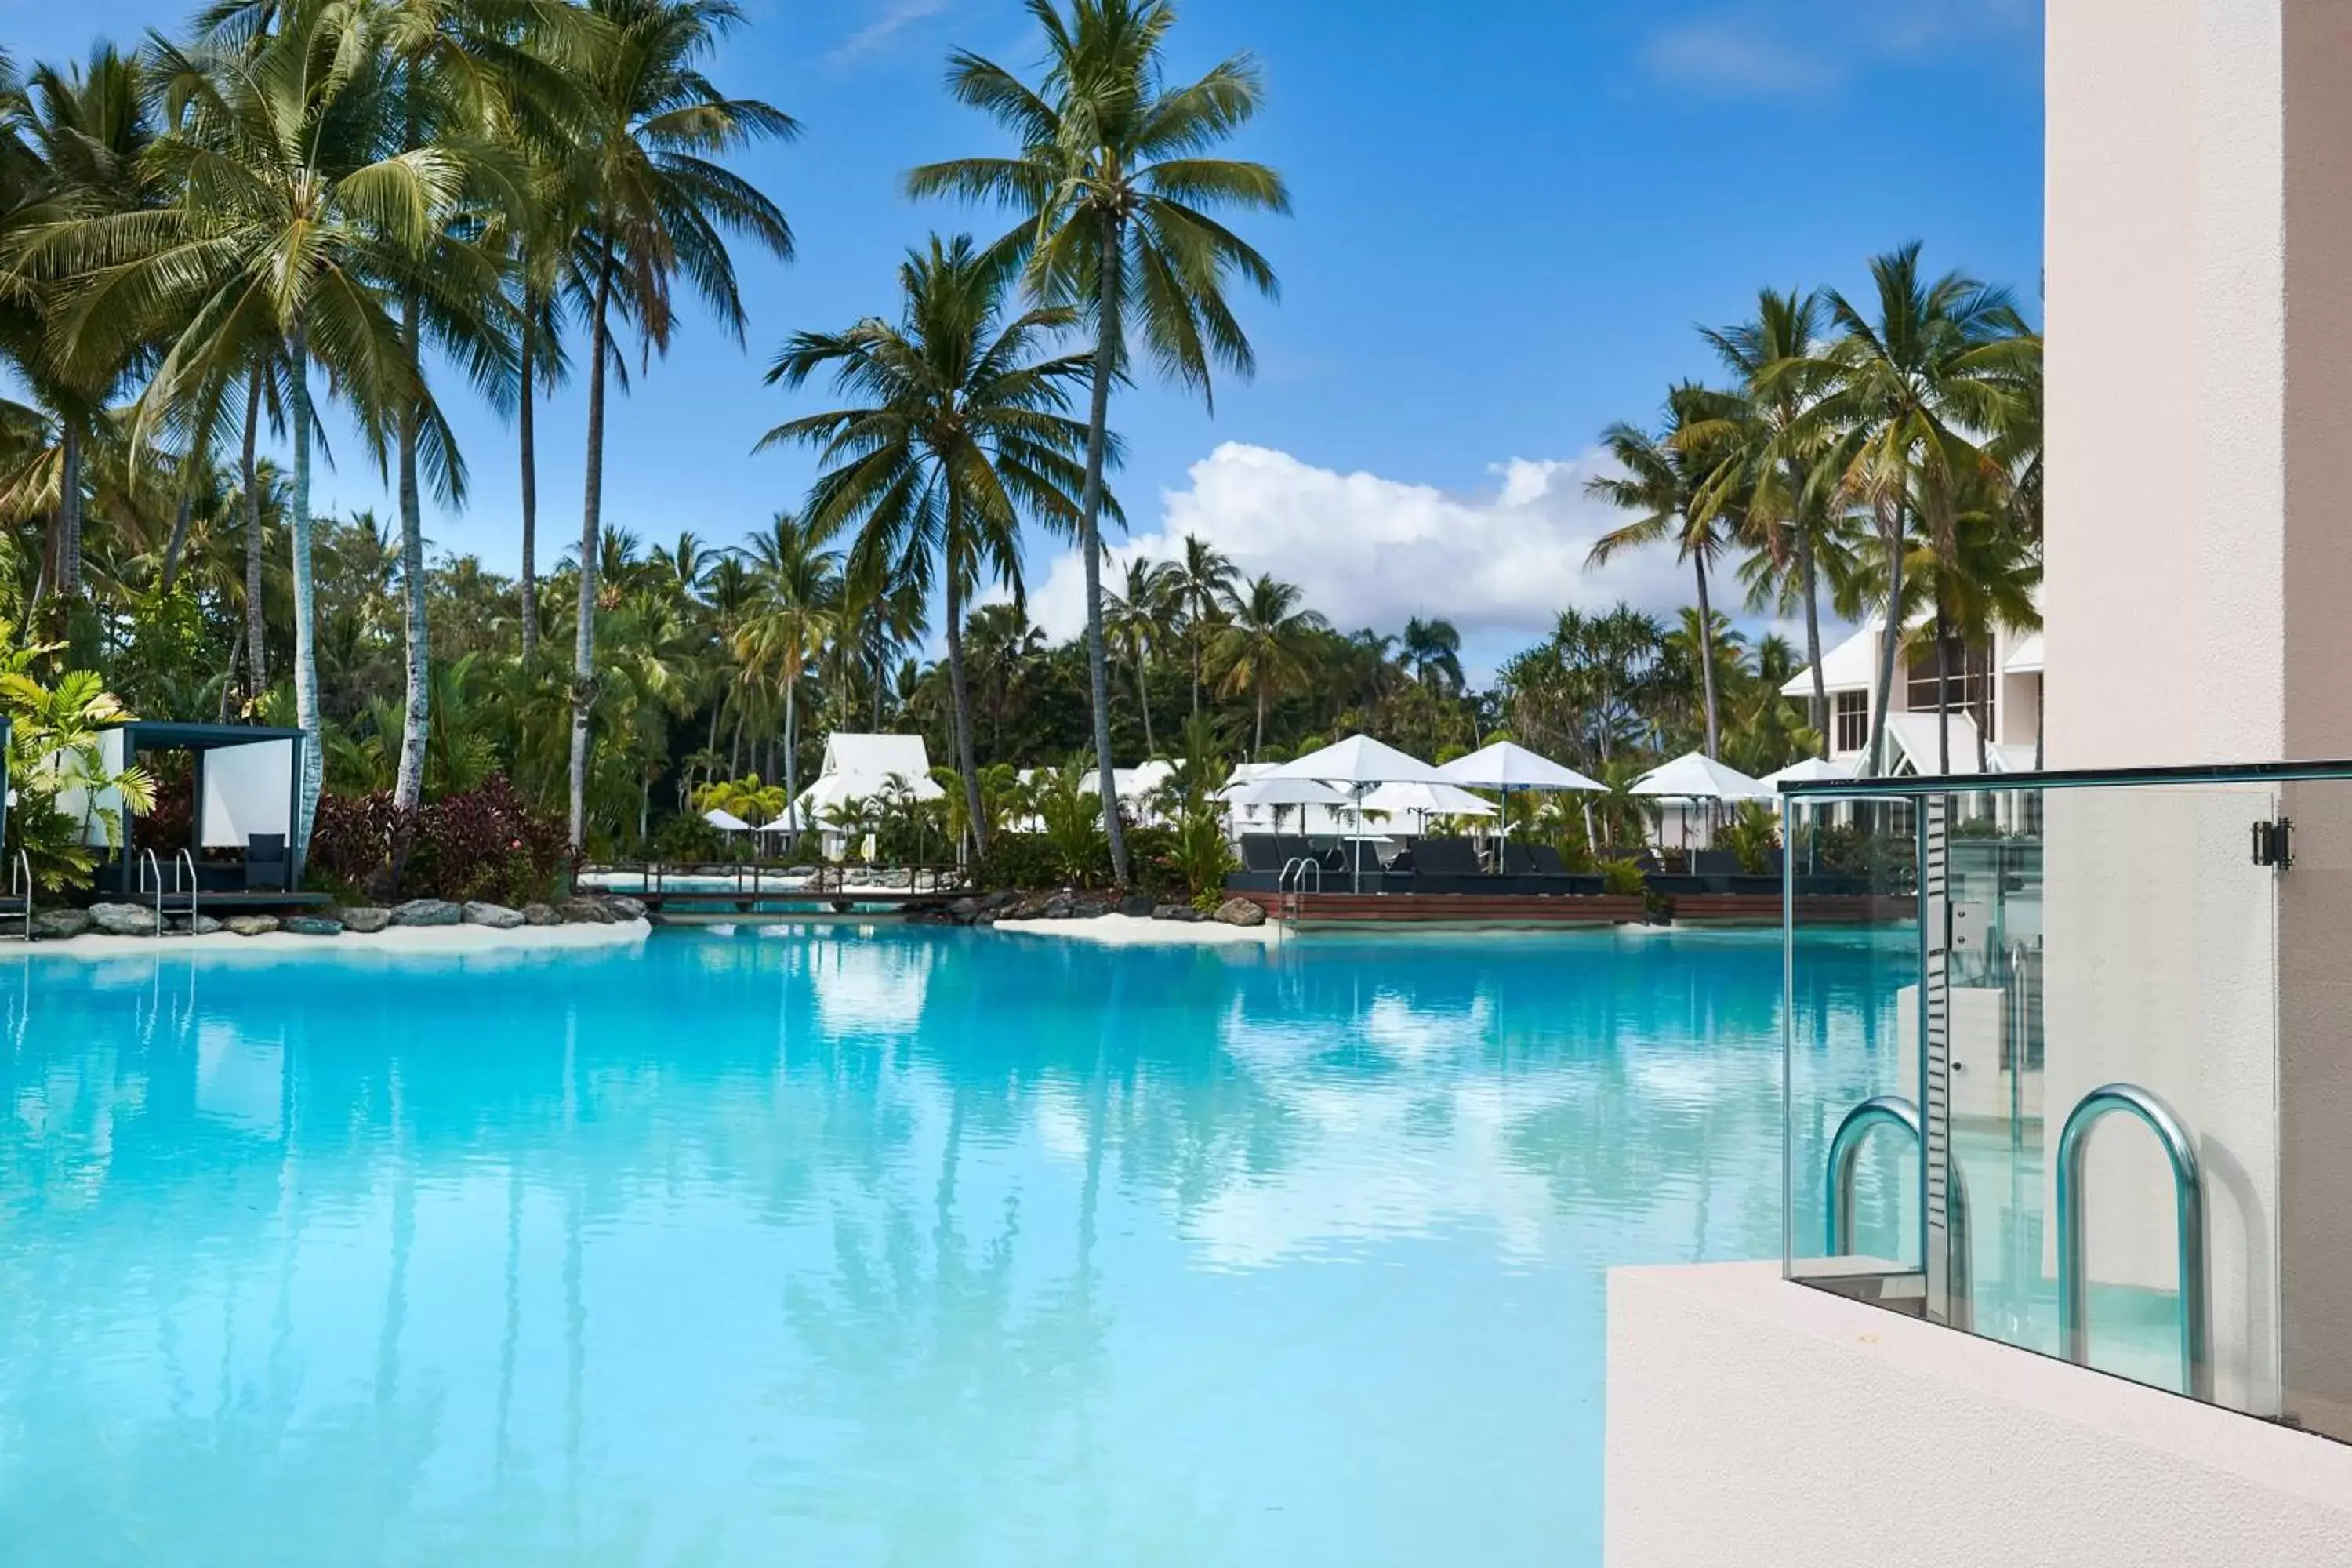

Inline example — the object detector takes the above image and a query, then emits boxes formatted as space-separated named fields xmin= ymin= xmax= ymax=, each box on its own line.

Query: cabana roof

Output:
xmin=105 ymin=720 xmax=307 ymax=750
xmin=815 ymin=732 xmax=933 ymax=782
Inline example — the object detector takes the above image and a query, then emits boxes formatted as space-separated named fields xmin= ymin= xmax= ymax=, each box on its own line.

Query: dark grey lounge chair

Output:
xmin=246 ymin=833 xmax=290 ymax=891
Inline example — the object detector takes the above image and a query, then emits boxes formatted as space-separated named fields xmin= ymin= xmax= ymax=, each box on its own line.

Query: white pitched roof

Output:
xmin=816 ymin=732 xmax=935 ymax=784
xmin=1882 ymin=710 xmax=1984 ymax=775
xmin=1779 ymin=622 xmax=1881 ymax=699
xmin=1079 ymin=760 xmax=1177 ymax=800
xmin=2002 ymin=633 xmax=2045 ymax=673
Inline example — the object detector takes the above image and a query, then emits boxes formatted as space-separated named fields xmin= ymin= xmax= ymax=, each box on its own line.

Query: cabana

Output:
xmin=1632 ymin=751 xmax=1769 ymax=851
xmin=80 ymin=721 xmax=325 ymax=903
xmin=793 ymin=734 xmax=946 ymax=858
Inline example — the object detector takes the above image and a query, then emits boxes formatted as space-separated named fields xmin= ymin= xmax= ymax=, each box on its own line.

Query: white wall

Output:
xmin=199 ymin=739 xmax=294 ymax=849
xmin=1606 ymin=1263 xmax=2352 ymax=1568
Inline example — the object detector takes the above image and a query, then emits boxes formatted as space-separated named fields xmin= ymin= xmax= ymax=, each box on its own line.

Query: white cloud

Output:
xmin=829 ymin=0 xmax=953 ymax=61
xmin=1641 ymin=1 xmax=2035 ymax=97
xmin=1023 ymin=442 xmax=1695 ymax=678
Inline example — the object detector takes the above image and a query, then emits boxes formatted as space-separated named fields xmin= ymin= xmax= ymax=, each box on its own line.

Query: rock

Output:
xmin=1212 ymin=896 xmax=1268 ymax=928
xmin=391 ymin=898 xmax=462 ymax=927
xmin=556 ymin=897 xmax=614 ymax=924
xmin=1118 ymin=892 xmax=1158 ymax=918
xmin=603 ymin=895 xmax=648 ymax=922
xmin=521 ymin=902 xmax=562 ymax=927
xmin=463 ymin=901 xmax=525 ymax=930
xmin=30 ymin=908 xmax=91 ymax=940
xmin=169 ymin=915 xmax=224 ymax=936
xmin=333 ymin=906 xmax=394 ymax=935
xmin=1040 ymin=892 xmax=1075 ymax=920
xmin=948 ymin=895 xmax=982 ymax=920
xmin=225 ymin=915 xmax=281 ymax=937
xmin=282 ymin=916 xmax=344 ymax=937
xmin=1152 ymin=902 xmax=1204 ymax=923
xmin=88 ymin=902 xmax=157 ymax=937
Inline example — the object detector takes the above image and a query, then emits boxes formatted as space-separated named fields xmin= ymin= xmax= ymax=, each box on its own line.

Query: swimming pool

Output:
xmin=0 ymin=925 xmax=1889 ymax=1565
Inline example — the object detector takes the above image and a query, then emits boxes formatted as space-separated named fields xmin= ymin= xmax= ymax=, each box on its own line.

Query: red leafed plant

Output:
xmin=310 ymin=775 xmax=572 ymax=906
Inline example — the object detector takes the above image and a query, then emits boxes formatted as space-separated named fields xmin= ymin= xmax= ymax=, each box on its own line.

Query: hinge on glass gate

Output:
xmin=2252 ymin=817 xmax=2295 ymax=870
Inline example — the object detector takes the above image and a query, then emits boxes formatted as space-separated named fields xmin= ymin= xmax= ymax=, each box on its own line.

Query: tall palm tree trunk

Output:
xmin=945 ymin=578 xmax=986 ymax=857
xmin=782 ymin=670 xmax=799 ymax=848
xmin=1254 ymin=686 xmax=1266 ymax=758
xmin=1078 ymin=216 xmax=1131 ymax=884
xmin=56 ymin=422 xmax=82 ymax=607
xmin=1934 ymin=601 xmax=1952 ymax=775
xmin=1692 ymin=557 xmax=1720 ymax=760
xmin=160 ymin=488 xmax=194 ymax=596
xmin=394 ymin=295 xmax=430 ymax=815
xmin=288 ymin=328 xmax=324 ymax=866
xmin=569 ymin=256 xmax=614 ymax=851
xmin=1135 ymin=651 xmax=1156 ymax=757
xmin=1864 ymin=505 xmax=1904 ymax=778
xmin=241 ymin=368 xmax=267 ymax=699
xmin=518 ymin=318 xmax=539 ymax=664
xmin=1795 ymin=505 xmax=1828 ymax=746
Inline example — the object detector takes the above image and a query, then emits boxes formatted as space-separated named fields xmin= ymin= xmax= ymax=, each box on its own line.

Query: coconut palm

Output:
xmin=1105 ymin=555 xmax=1177 ymax=758
xmin=1170 ymin=531 xmax=1235 ymax=716
xmin=1807 ymin=243 xmax=2031 ymax=775
xmin=1400 ymin=615 xmax=1464 ymax=695
xmin=561 ymin=0 xmax=798 ymax=848
xmin=760 ymin=234 xmax=1097 ymax=856
xmin=1210 ymin=572 xmax=1325 ymax=758
xmin=909 ymin=0 xmax=1289 ymax=884
xmin=1586 ymin=384 xmax=1739 ymax=759
xmin=27 ymin=13 xmax=480 ymax=859
xmin=735 ymin=513 xmax=839 ymax=840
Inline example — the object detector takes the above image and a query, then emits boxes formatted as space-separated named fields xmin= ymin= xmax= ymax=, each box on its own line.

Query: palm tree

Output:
xmin=1807 ymin=243 xmax=2030 ymax=775
xmin=1210 ymin=572 xmax=1325 ymax=757
xmin=561 ymin=0 xmax=798 ymax=849
xmin=31 ymin=13 xmax=467 ymax=858
xmin=909 ymin=0 xmax=1289 ymax=884
xmin=735 ymin=514 xmax=839 ymax=840
xmin=1586 ymin=384 xmax=1737 ymax=758
xmin=760 ymin=234 xmax=1095 ymax=857
xmin=1400 ymin=615 xmax=1464 ymax=694
xmin=0 ymin=45 xmax=157 ymax=622
xmin=1105 ymin=556 xmax=1177 ymax=757
xmin=1691 ymin=287 xmax=1841 ymax=741
xmin=1170 ymin=531 xmax=1236 ymax=717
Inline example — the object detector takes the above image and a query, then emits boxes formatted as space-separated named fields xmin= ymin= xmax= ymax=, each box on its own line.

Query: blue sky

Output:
xmin=2 ymin=0 xmax=2044 ymax=675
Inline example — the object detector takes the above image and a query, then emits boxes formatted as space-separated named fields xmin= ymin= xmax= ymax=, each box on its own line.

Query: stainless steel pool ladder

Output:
xmin=136 ymin=848 xmax=201 ymax=935
xmin=1825 ymin=1094 xmax=1973 ymax=1332
xmin=6 ymin=849 xmax=29 ymax=942
xmin=1278 ymin=856 xmax=1321 ymax=924
xmin=2056 ymin=1083 xmax=2209 ymax=1401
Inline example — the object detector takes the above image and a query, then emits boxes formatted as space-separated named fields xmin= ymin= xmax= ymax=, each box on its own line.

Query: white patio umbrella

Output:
xmin=1358 ymin=779 xmax=1498 ymax=834
xmin=1760 ymin=755 xmax=1853 ymax=789
xmin=1632 ymin=751 xmax=1770 ymax=850
xmin=1438 ymin=739 xmax=1604 ymax=855
xmin=1272 ymin=734 xmax=1449 ymax=888
xmin=1226 ymin=775 xmax=1349 ymax=837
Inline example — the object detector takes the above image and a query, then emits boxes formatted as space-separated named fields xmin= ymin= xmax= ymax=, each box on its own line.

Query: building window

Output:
xmin=1834 ymin=690 xmax=1869 ymax=753
xmin=1905 ymin=638 xmax=1997 ymax=739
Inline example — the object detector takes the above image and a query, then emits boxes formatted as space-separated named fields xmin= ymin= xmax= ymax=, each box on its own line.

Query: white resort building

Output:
xmin=1781 ymin=613 xmax=2045 ymax=774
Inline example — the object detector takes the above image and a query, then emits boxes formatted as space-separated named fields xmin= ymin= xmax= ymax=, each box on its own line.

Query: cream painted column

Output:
xmin=2046 ymin=0 xmax=2352 ymax=1434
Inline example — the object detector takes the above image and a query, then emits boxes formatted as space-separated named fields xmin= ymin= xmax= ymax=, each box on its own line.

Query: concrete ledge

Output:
xmin=1606 ymin=1261 xmax=2352 ymax=1567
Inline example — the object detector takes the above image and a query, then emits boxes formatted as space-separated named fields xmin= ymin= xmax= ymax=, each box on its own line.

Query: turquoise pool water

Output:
xmin=0 ymin=926 xmax=1894 ymax=1566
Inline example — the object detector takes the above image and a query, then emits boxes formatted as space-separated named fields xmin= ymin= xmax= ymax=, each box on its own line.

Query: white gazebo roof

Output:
xmin=1080 ymin=760 xmax=1177 ymax=801
xmin=1272 ymin=734 xmax=1450 ymax=786
xmin=1632 ymin=751 xmax=1771 ymax=801
xmin=1778 ymin=622 xmax=1882 ymax=699
xmin=702 ymin=807 xmax=752 ymax=832
xmin=1437 ymin=740 xmax=1602 ymax=793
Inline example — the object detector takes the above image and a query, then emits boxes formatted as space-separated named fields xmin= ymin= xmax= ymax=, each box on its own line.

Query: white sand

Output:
xmin=16 ymin=917 xmax=652 ymax=961
xmin=990 ymin=912 xmax=1283 ymax=948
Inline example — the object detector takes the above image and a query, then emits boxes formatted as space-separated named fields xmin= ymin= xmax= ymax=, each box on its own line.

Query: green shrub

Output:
xmin=1720 ymin=801 xmax=1782 ymax=875
xmin=1600 ymin=858 xmax=1647 ymax=897
xmin=974 ymin=833 xmax=1078 ymax=890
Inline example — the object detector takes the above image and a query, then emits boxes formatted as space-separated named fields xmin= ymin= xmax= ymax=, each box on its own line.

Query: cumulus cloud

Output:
xmin=1022 ymin=442 xmax=1695 ymax=680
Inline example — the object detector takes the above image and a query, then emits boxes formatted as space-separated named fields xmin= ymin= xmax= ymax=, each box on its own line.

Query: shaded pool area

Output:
xmin=0 ymin=926 xmax=1904 ymax=1565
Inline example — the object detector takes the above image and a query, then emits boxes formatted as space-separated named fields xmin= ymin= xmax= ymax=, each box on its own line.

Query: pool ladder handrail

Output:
xmin=7 ymin=848 xmax=30 ymax=942
xmin=2056 ymin=1082 xmax=2209 ymax=1401
xmin=1277 ymin=855 xmax=1321 ymax=924
xmin=1824 ymin=1094 xmax=1973 ymax=1333
xmin=136 ymin=848 xmax=201 ymax=935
